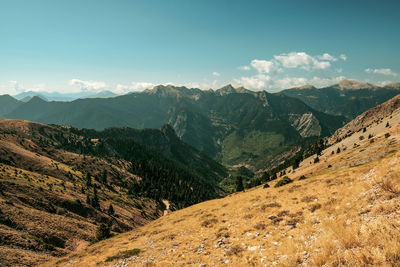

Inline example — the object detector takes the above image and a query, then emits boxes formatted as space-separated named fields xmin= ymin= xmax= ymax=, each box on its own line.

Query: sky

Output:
xmin=0 ymin=0 xmax=399 ymax=95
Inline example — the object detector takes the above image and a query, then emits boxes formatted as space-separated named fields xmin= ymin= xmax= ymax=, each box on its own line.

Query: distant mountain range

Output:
xmin=13 ymin=90 xmax=118 ymax=102
xmin=1 ymin=80 xmax=399 ymax=168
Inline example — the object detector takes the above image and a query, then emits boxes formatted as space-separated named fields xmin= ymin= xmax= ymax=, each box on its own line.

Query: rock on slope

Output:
xmin=47 ymin=96 xmax=400 ymax=266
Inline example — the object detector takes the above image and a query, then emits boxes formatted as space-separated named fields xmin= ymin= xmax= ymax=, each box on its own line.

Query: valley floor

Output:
xmin=45 ymin=115 xmax=400 ymax=266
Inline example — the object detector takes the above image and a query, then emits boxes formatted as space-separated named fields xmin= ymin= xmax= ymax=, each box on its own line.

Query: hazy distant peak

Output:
xmin=384 ymin=82 xmax=400 ymax=90
xmin=331 ymin=79 xmax=376 ymax=90
xmin=290 ymin=84 xmax=316 ymax=90
xmin=22 ymin=94 xmax=48 ymax=103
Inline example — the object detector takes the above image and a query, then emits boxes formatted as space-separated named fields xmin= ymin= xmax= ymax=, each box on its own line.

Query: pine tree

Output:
xmin=91 ymin=187 xmax=100 ymax=210
xmin=95 ymin=223 xmax=111 ymax=241
xmin=107 ymin=203 xmax=114 ymax=215
xmin=86 ymin=194 xmax=91 ymax=205
xmin=86 ymin=173 xmax=92 ymax=188
xmin=236 ymin=176 xmax=244 ymax=192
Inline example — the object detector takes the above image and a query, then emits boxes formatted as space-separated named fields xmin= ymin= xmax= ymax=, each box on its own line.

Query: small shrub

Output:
xmin=314 ymin=157 xmax=320 ymax=163
xmin=385 ymin=133 xmax=391 ymax=138
xmin=277 ymin=210 xmax=289 ymax=217
xmin=310 ymin=203 xmax=322 ymax=212
xmin=263 ymin=183 xmax=270 ymax=188
xmin=95 ymin=223 xmax=112 ymax=241
xmin=105 ymin=249 xmax=141 ymax=262
xmin=56 ymin=207 xmax=66 ymax=215
xmin=201 ymin=218 xmax=218 ymax=227
xmin=254 ymin=223 xmax=266 ymax=230
xmin=274 ymin=176 xmax=293 ymax=188
xmin=298 ymin=175 xmax=307 ymax=180
xmin=359 ymin=135 xmax=364 ymax=140
xmin=226 ymin=245 xmax=244 ymax=256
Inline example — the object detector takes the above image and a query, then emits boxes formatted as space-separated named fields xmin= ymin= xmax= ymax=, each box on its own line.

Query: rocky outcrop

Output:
xmin=289 ymin=113 xmax=321 ymax=137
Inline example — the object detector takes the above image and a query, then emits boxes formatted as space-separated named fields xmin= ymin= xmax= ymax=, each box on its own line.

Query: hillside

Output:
xmin=0 ymin=95 xmax=22 ymax=117
xmin=48 ymin=96 xmax=400 ymax=266
xmin=2 ymin=84 xmax=347 ymax=169
xmin=0 ymin=120 xmax=226 ymax=266
xmin=282 ymin=79 xmax=400 ymax=119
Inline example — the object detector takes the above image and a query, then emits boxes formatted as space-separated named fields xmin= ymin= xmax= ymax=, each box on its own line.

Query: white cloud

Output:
xmin=317 ymin=53 xmax=338 ymax=61
xmin=234 ymin=72 xmax=347 ymax=91
xmin=365 ymin=68 xmax=397 ymax=76
xmin=339 ymin=54 xmax=347 ymax=61
xmin=69 ymin=79 xmax=107 ymax=92
xmin=250 ymin=59 xmax=278 ymax=73
xmin=308 ymin=76 xmax=346 ymax=88
xmin=0 ymin=80 xmax=21 ymax=95
xmin=272 ymin=77 xmax=308 ymax=89
xmin=233 ymin=51 xmax=348 ymax=91
xmin=239 ymin=66 xmax=251 ymax=71
xmin=0 ymin=80 xmax=48 ymax=95
xmin=212 ymin=72 xmax=220 ymax=77
xmin=30 ymin=83 xmax=46 ymax=92
xmin=9 ymin=80 xmax=20 ymax=92
xmin=115 ymin=82 xmax=154 ymax=94
xmin=234 ymin=74 xmax=271 ymax=90
xmin=274 ymin=52 xmax=331 ymax=70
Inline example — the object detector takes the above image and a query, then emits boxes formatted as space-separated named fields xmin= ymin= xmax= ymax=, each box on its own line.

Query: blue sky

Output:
xmin=0 ymin=0 xmax=399 ymax=94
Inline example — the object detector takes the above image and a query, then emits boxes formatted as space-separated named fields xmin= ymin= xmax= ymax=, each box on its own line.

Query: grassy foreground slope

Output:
xmin=48 ymin=99 xmax=400 ymax=266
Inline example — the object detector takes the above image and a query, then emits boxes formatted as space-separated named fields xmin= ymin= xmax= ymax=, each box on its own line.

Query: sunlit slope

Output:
xmin=48 ymin=101 xmax=400 ymax=266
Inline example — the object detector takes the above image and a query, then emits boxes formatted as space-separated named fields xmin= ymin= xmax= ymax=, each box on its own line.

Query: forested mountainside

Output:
xmin=0 ymin=119 xmax=226 ymax=266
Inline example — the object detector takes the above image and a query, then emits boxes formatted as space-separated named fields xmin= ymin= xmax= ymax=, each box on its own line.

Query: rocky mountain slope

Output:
xmin=0 ymin=120 xmax=226 ymax=266
xmin=48 ymin=95 xmax=400 ymax=266
xmin=282 ymin=79 xmax=400 ymax=119
xmin=1 ymin=85 xmax=347 ymax=169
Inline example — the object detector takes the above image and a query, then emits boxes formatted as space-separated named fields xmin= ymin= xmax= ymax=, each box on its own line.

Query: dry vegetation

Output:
xmin=46 ymin=107 xmax=400 ymax=266
xmin=0 ymin=120 xmax=162 ymax=266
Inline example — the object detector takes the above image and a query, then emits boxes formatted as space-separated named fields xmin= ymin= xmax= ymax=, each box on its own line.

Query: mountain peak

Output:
xmin=332 ymin=79 xmax=376 ymax=90
xmin=291 ymin=84 xmax=316 ymax=90
xmin=145 ymin=85 xmax=193 ymax=97
xmin=26 ymin=95 xmax=48 ymax=103
xmin=216 ymin=84 xmax=251 ymax=95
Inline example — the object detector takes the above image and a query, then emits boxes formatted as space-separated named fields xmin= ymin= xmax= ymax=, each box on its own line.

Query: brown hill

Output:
xmin=329 ymin=93 xmax=400 ymax=144
xmin=0 ymin=120 xmax=165 ymax=266
xmin=46 ymin=98 xmax=400 ymax=266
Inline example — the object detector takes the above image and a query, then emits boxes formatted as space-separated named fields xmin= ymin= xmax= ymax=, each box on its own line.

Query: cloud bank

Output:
xmin=365 ymin=68 xmax=397 ymax=76
xmin=235 ymin=52 xmax=348 ymax=90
